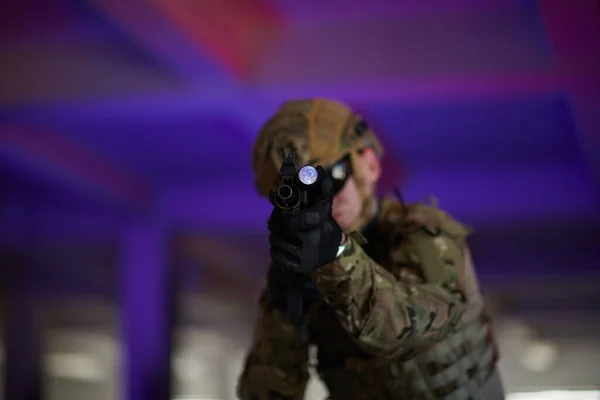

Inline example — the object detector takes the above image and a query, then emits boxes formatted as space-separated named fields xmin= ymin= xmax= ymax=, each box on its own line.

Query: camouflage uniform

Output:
xmin=238 ymin=99 xmax=503 ymax=400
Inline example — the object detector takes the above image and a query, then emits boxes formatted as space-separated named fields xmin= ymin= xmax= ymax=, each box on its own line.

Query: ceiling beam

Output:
xmin=253 ymin=5 xmax=551 ymax=85
xmin=18 ymin=68 xmax=583 ymax=126
xmin=277 ymin=0 xmax=519 ymax=24
xmin=251 ymin=69 xmax=585 ymax=106
xmin=153 ymin=0 xmax=284 ymax=78
xmin=0 ymin=125 xmax=152 ymax=210
xmin=0 ymin=42 xmax=181 ymax=106
xmin=86 ymin=0 xmax=283 ymax=79
xmin=537 ymin=0 xmax=600 ymax=191
xmin=84 ymin=0 xmax=218 ymax=80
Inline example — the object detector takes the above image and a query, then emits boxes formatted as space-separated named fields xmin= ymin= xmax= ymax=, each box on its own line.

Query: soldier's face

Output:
xmin=332 ymin=149 xmax=381 ymax=231
xmin=332 ymin=177 xmax=362 ymax=230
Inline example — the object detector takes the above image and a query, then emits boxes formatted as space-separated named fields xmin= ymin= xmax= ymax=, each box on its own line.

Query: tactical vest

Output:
xmin=306 ymin=198 xmax=499 ymax=400
xmin=313 ymin=314 xmax=497 ymax=399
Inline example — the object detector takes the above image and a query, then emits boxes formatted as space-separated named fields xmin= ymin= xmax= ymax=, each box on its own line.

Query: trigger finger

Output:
xmin=270 ymin=249 xmax=298 ymax=271
xmin=285 ymin=209 xmax=323 ymax=231
xmin=270 ymin=235 xmax=301 ymax=258
xmin=268 ymin=209 xmax=320 ymax=232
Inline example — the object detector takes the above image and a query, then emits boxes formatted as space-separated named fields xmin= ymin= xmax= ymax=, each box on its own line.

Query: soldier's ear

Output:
xmin=359 ymin=148 xmax=381 ymax=186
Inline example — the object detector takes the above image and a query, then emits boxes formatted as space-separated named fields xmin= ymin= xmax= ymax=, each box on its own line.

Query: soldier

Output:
xmin=237 ymin=99 xmax=505 ymax=399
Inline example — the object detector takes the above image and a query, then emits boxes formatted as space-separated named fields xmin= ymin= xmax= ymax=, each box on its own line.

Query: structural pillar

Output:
xmin=121 ymin=223 xmax=174 ymax=400
xmin=2 ymin=252 xmax=42 ymax=400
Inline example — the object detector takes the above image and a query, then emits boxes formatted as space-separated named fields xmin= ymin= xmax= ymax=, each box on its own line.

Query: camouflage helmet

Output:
xmin=252 ymin=98 xmax=383 ymax=197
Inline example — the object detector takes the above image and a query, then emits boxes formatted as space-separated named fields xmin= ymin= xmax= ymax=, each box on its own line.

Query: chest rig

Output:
xmin=306 ymin=197 xmax=499 ymax=400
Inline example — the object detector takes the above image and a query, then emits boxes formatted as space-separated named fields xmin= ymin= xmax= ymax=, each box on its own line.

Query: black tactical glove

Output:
xmin=268 ymin=166 xmax=343 ymax=274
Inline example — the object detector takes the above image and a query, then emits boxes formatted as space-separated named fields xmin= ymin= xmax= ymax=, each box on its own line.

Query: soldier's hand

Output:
xmin=268 ymin=166 xmax=343 ymax=274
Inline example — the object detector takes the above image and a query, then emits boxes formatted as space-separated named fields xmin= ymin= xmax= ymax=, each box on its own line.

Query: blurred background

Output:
xmin=0 ymin=0 xmax=599 ymax=399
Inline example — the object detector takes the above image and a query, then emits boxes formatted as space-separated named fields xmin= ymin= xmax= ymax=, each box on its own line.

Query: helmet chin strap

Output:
xmin=346 ymin=149 xmax=378 ymax=235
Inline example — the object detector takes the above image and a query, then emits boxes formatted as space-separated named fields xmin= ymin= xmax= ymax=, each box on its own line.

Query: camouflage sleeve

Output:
xmin=310 ymin=235 xmax=466 ymax=359
xmin=237 ymin=291 xmax=310 ymax=400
